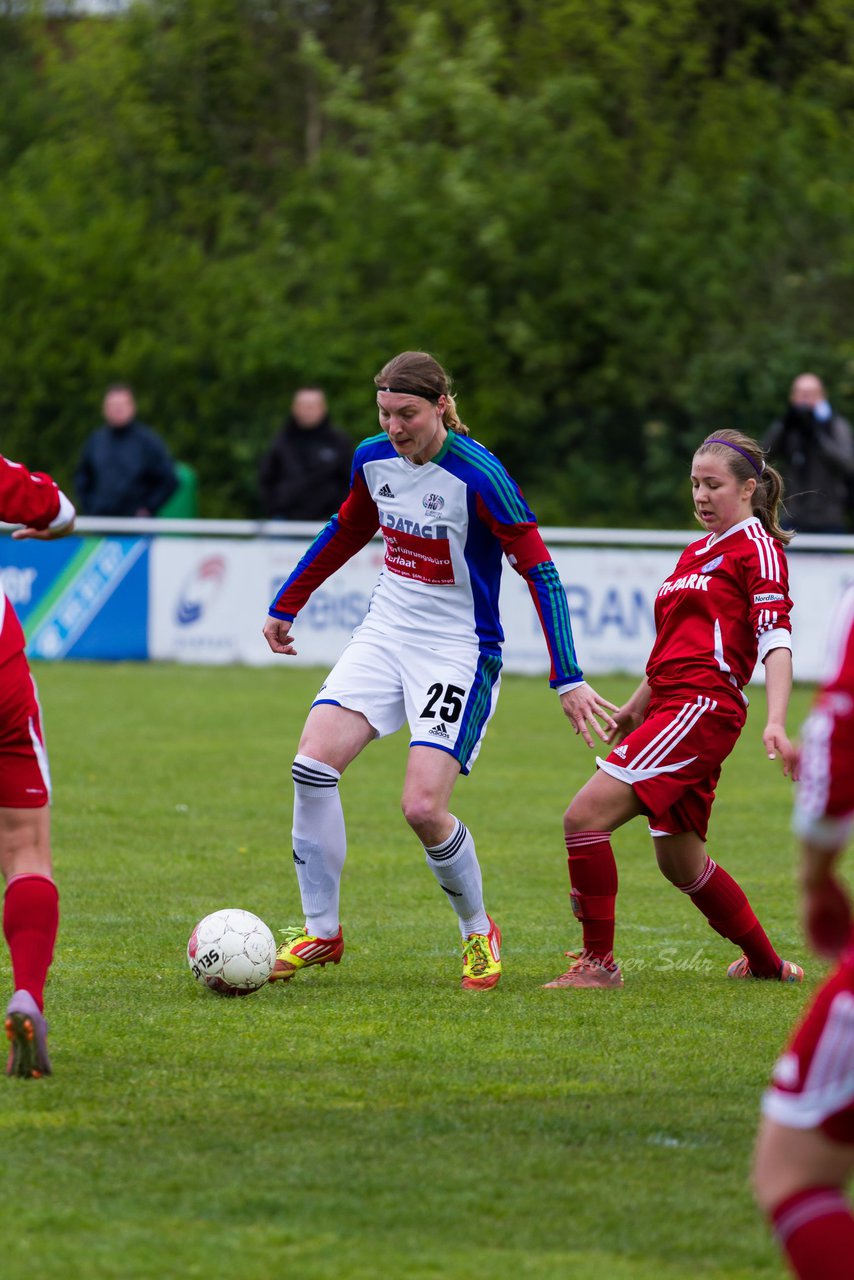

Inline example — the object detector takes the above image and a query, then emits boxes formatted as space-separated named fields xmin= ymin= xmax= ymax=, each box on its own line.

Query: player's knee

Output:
xmin=564 ymin=795 xmax=594 ymax=836
xmin=401 ymin=790 xmax=442 ymax=833
xmin=751 ymin=1161 xmax=805 ymax=1217
xmin=751 ymin=1124 xmax=813 ymax=1214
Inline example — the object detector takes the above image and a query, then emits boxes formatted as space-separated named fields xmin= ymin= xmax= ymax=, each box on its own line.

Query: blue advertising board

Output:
xmin=0 ymin=536 xmax=150 ymax=660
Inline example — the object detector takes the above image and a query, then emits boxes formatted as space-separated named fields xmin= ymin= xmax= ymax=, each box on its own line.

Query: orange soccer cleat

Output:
xmin=543 ymin=951 xmax=624 ymax=989
xmin=727 ymin=955 xmax=804 ymax=983
xmin=268 ymin=925 xmax=345 ymax=982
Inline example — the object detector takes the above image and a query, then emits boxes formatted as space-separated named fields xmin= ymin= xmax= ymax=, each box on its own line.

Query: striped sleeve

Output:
xmin=524 ymin=560 xmax=584 ymax=687
xmin=743 ymin=524 xmax=793 ymax=662
xmin=268 ymin=468 xmax=379 ymax=619
xmin=473 ymin=492 xmax=583 ymax=688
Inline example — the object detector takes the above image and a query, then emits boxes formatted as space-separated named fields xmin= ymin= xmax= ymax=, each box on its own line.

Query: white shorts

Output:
xmin=312 ymin=626 xmax=502 ymax=774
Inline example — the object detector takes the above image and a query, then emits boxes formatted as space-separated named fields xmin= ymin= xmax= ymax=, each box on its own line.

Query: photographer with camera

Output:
xmin=763 ymin=373 xmax=854 ymax=534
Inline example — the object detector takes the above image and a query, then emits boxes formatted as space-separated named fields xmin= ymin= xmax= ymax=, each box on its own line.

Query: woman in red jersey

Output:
xmin=754 ymin=586 xmax=854 ymax=1280
xmin=545 ymin=428 xmax=803 ymax=989
xmin=0 ymin=456 xmax=75 ymax=1076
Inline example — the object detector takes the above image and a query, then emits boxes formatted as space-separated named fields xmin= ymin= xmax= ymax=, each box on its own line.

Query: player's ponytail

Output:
xmin=754 ymin=462 xmax=791 ymax=545
xmin=441 ymin=392 xmax=468 ymax=436
xmin=696 ymin=429 xmax=792 ymax=546
xmin=374 ymin=351 xmax=470 ymax=435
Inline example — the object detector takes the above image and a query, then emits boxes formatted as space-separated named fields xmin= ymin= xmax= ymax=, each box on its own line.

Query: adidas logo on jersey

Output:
xmin=428 ymin=722 xmax=451 ymax=740
xmin=377 ymin=483 xmax=395 ymax=499
xmin=614 ymin=743 xmax=628 ymax=758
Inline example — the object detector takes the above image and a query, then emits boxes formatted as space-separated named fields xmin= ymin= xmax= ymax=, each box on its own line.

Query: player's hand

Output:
xmin=763 ymin=723 xmax=798 ymax=778
xmin=263 ymin=617 xmax=297 ymax=656
xmin=559 ymin=684 xmax=619 ymax=749
xmin=803 ymin=874 xmax=851 ymax=960
xmin=603 ymin=704 xmax=644 ymax=748
xmin=12 ymin=517 xmax=76 ymax=541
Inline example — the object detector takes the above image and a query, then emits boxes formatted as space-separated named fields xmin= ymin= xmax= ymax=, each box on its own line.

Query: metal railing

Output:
xmin=60 ymin=516 xmax=854 ymax=552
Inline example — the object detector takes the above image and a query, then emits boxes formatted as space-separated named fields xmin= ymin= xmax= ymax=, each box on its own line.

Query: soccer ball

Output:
xmin=187 ymin=908 xmax=276 ymax=997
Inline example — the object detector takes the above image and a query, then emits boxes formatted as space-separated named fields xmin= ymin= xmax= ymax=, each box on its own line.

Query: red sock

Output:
xmin=678 ymin=856 xmax=781 ymax=977
xmin=771 ymin=1186 xmax=854 ymax=1279
xmin=3 ymin=874 xmax=59 ymax=1012
xmin=565 ymin=831 xmax=618 ymax=965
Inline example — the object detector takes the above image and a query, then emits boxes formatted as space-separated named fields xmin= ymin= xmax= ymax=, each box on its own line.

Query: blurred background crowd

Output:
xmin=4 ymin=1 xmax=854 ymax=531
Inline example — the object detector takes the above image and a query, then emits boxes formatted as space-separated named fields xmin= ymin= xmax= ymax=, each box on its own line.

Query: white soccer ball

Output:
xmin=187 ymin=908 xmax=276 ymax=997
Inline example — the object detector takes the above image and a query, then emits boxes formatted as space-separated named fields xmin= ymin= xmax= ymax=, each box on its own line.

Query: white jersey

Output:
xmin=270 ymin=431 xmax=582 ymax=686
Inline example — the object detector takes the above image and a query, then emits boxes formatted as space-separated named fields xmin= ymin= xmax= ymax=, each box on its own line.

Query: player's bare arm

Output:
xmin=12 ymin=515 xmax=76 ymax=541
xmin=763 ymin=646 xmax=796 ymax=776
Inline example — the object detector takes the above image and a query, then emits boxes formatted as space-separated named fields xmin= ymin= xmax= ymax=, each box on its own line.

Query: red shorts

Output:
xmin=762 ymin=953 xmax=854 ymax=1144
xmin=597 ymin=692 xmax=744 ymax=840
xmin=0 ymin=652 xmax=51 ymax=808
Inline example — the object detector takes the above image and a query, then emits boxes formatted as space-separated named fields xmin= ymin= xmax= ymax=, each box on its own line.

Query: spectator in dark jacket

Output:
xmin=259 ymin=387 xmax=353 ymax=521
xmin=75 ymin=384 xmax=178 ymax=517
xmin=763 ymin=373 xmax=854 ymax=533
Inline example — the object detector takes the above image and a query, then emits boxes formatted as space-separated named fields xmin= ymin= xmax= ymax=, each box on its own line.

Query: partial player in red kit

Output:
xmin=754 ymin=586 xmax=854 ymax=1280
xmin=0 ymin=456 xmax=75 ymax=1076
xmin=545 ymin=429 xmax=804 ymax=988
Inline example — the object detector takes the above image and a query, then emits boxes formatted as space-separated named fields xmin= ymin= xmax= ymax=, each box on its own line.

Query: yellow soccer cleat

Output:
xmin=461 ymin=916 xmax=502 ymax=990
xmin=268 ymin=925 xmax=344 ymax=982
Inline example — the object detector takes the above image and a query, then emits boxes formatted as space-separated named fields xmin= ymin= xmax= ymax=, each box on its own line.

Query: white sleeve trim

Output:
xmin=49 ymin=491 xmax=76 ymax=531
xmin=556 ymin=679 xmax=588 ymax=695
xmin=759 ymin=628 xmax=792 ymax=662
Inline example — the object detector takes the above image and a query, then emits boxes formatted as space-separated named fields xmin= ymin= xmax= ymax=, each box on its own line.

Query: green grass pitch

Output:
xmin=0 ymin=664 xmax=820 ymax=1279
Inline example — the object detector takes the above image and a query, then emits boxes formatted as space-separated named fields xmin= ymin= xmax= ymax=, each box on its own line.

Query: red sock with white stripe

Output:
xmin=3 ymin=873 xmax=59 ymax=1013
xmin=565 ymin=831 xmax=618 ymax=965
xmin=678 ymin=855 xmax=781 ymax=977
xmin=771 ymin=1186 xmax=854 ymax=1279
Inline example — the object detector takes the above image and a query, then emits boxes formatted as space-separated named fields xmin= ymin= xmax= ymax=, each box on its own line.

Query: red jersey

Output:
xmin=647 ymin=516 xmax=792 ymax=710
xmin=795 ymin=585 xmax=854 ymax=845
xmin=0 ymin=456 xmax=65 ymax=668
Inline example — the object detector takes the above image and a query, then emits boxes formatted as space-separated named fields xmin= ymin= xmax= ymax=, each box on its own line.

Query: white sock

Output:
xmin=424 ymin=818 xmax=490 ymax=937
xmin=291 ymin=754 xmax=346 ymax=938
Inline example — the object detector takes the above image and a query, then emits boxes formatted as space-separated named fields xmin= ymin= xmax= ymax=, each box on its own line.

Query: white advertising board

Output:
xmin=149 ymin=536 xmax=854 ymax=683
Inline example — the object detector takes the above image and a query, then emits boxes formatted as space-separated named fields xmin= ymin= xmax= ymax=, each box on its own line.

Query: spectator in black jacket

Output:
xmin=763 ymin=373 xmax=854 ymax=533
xmin=75 ymin=385 xmax=178 ymax=517
xmin=259 ymin=387 xmax=353 ymax=522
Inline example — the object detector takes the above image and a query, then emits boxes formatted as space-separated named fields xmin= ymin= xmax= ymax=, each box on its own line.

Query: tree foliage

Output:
xmin=2 ymin=0 xmax=854 ymax=521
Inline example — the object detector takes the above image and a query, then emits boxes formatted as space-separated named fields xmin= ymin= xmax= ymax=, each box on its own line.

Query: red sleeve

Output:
xmin=0 ymin=456 xmax=61 ymax=529
xmin=269 ymin=470 xmax=379 ymax=618
xmin=740 ymin=530 xmax=792 ymax=656
xmin=474 ymin=494 xmax=550 ymax=573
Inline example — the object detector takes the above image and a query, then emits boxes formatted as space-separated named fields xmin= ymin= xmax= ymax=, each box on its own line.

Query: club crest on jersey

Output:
xmin=422 ymin=493 xmax=445 ymax=512
xmin=700 ymin=555 xmax=724 ymax=573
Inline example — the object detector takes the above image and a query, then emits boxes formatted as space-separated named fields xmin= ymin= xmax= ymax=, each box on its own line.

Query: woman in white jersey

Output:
xmin=263 ymin=351 xmax=616 ymax=990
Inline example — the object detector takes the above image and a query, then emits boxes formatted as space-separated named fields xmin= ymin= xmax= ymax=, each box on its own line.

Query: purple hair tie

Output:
xmin=705 ymin=438 xmax=765 ymax=478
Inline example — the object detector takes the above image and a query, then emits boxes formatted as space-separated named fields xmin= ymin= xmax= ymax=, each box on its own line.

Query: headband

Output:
xmin=704 ymin=438 xmax=765 ymax=478
xmin=376 ymin=385 xmax=441 ymax=404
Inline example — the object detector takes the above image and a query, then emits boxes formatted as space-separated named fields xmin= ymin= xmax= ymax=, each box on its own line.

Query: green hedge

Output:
xmin=2 ymin=0 xmax=854 ymax=522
